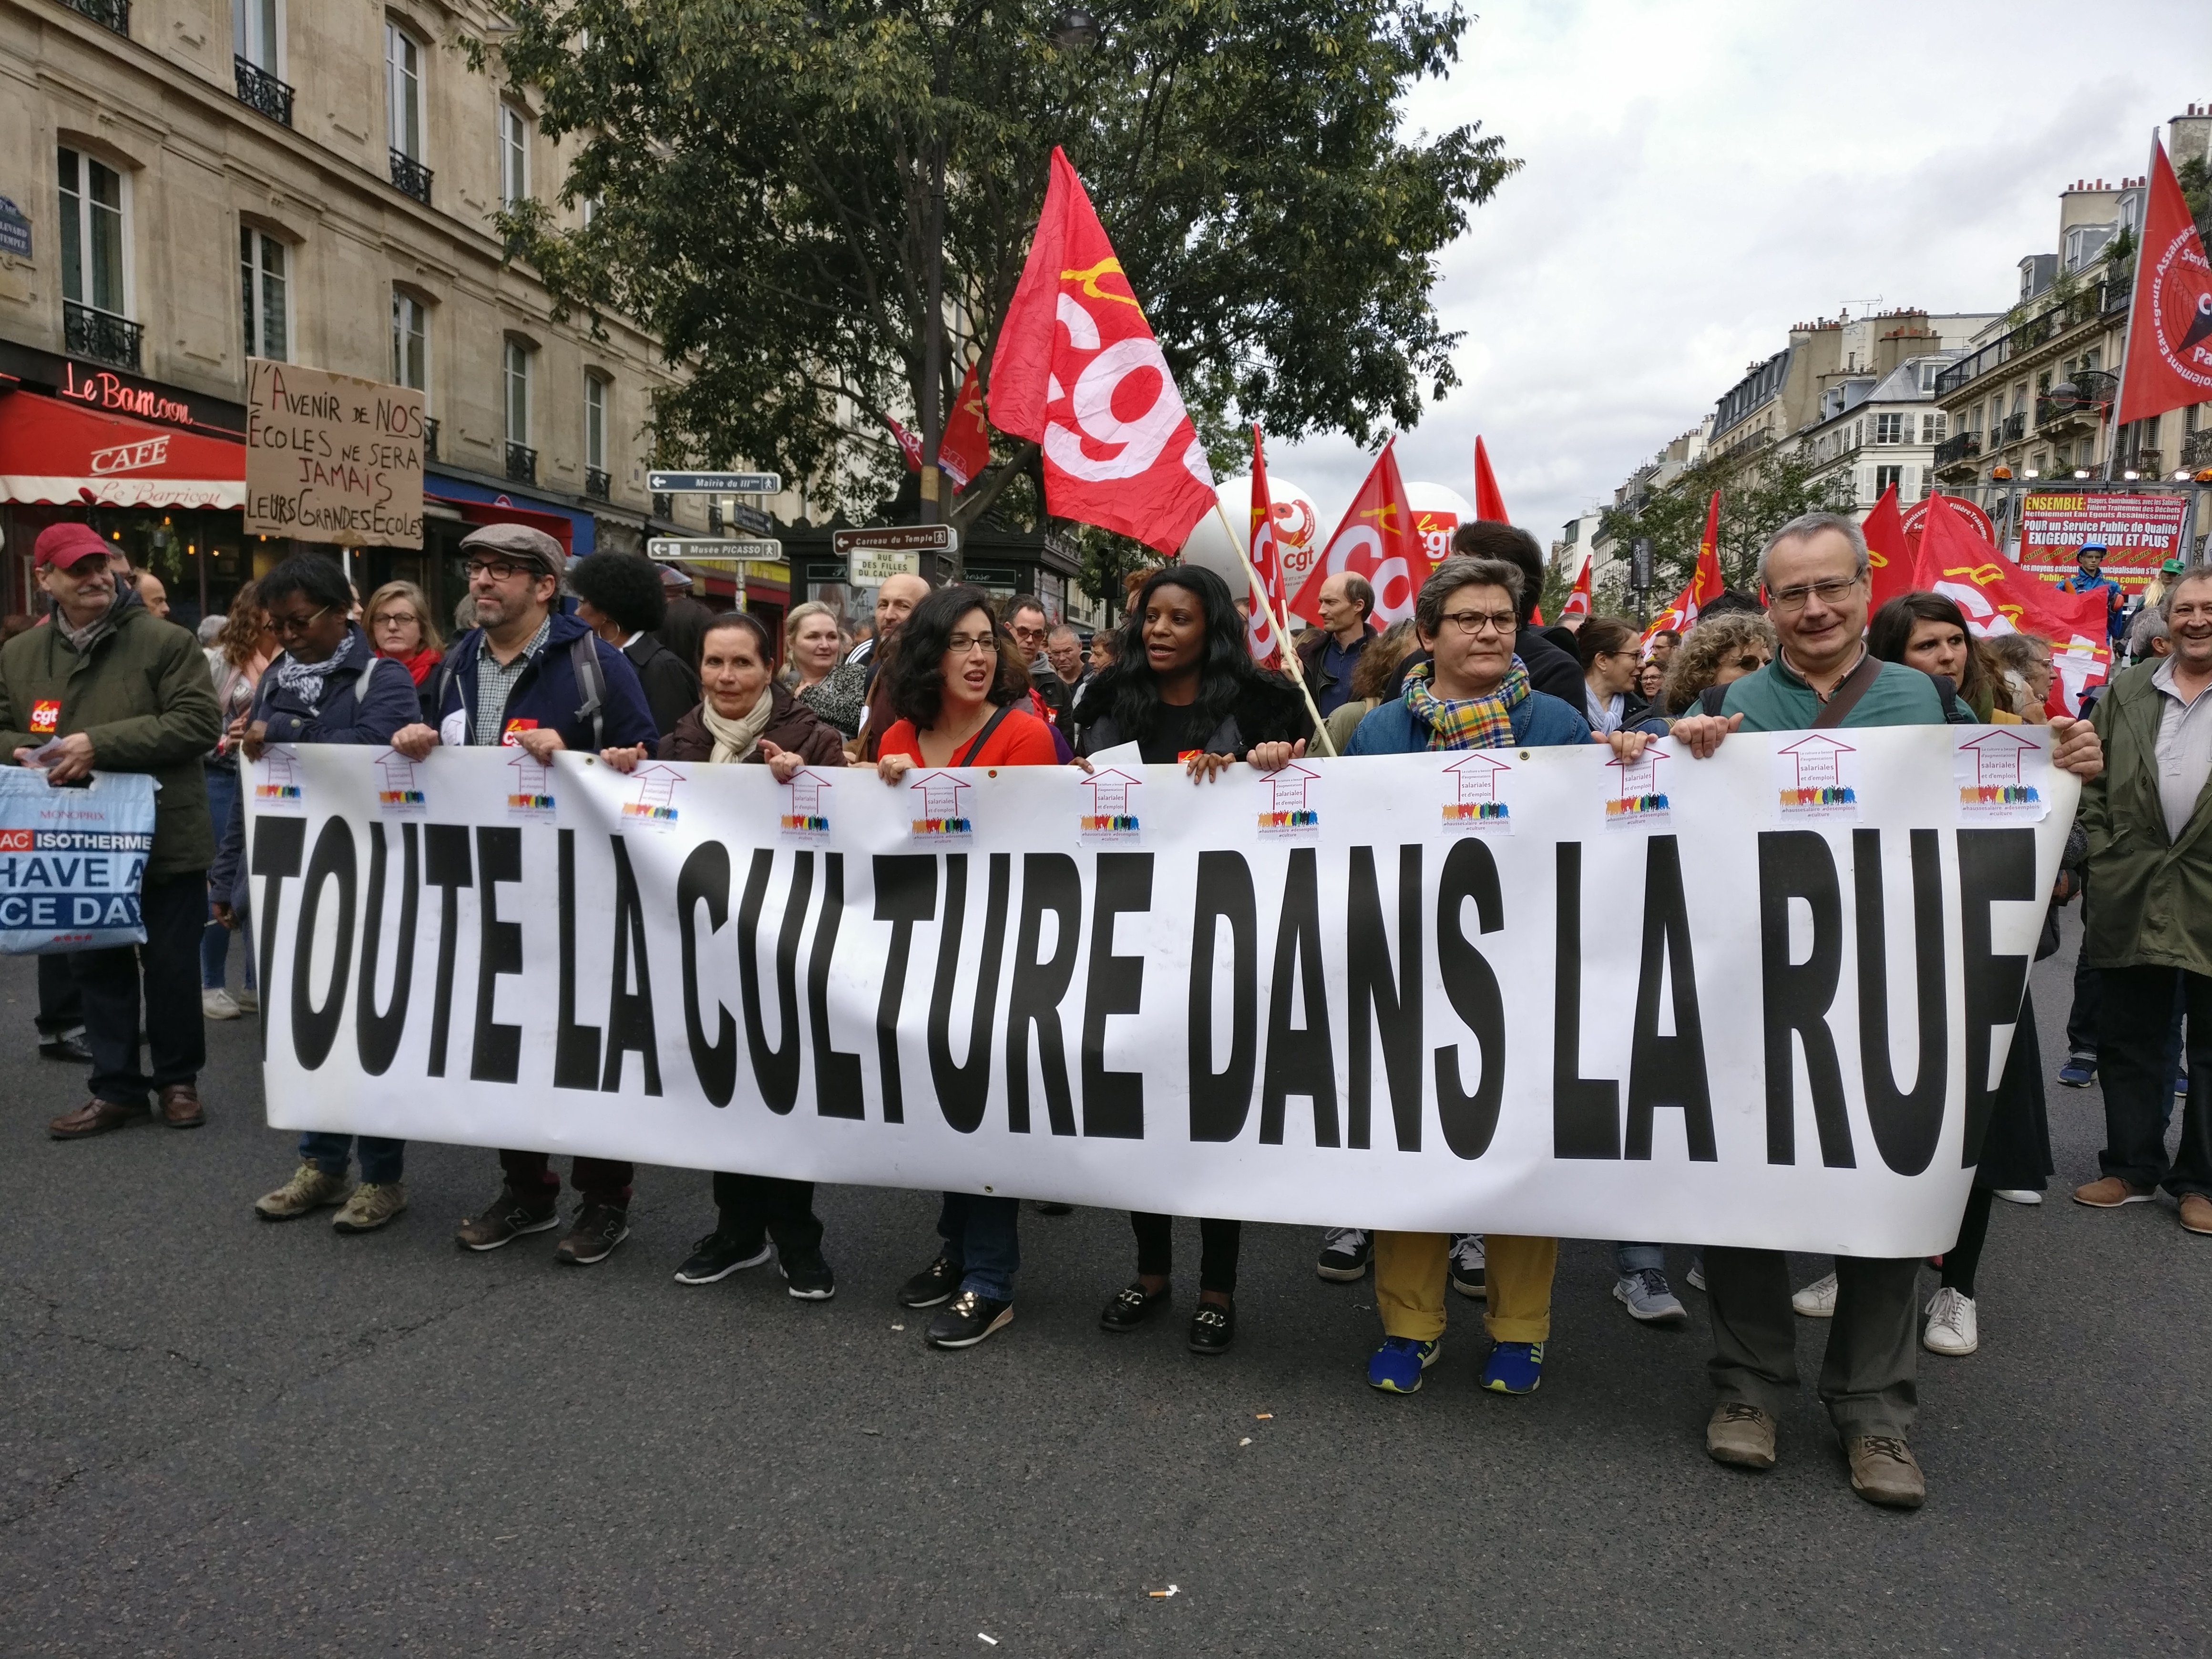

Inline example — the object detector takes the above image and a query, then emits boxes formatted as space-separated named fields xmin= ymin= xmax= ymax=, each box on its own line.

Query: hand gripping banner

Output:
xmin=249 ymin=731 xmax=2077 ymax=1257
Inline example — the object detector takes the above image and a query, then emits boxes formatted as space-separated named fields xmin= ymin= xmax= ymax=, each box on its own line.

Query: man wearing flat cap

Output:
xmin=390 ymin=521 xmax=659 ymax=1264
xmin=0 ymin=522 xmax=222 ymax=1139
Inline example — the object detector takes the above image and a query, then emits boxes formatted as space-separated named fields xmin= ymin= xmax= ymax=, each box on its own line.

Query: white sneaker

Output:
xmin=1790 ymin=1271 xmax=1838 ymax=1318
xmin=1923 ymin=1286 xmax=1978 ymax=1355
xmin=1992 ymin=1188 xmax=2043 ymax=1206
xmin=235 ymin=987 xmax=259 ymax=1014
xmin=202 ymin=989 xmax=242 ymax=1020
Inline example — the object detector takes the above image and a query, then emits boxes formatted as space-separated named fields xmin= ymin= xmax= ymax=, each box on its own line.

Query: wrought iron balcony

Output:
xmin=1998 ymin=410 xmax=2027 ymax=445
xmin=2181 ymin=429 xmax=2212 ymax=472
xmin=61 ymin=0 xmax=130 ymax=34
xmin=422 ymin=417 xmax=439 ymax=462
xmin=584 ymin=467 xmax=611 ymax=501
xmin=2035 ymin=395 xmax=2096 ymax=435
xmin=233 ymin=56 xmax=293 ymax=125
xmin=389 ymin=149 xmax=434 ymax=205
xmin=63 ymin=301 xmax=142 ymax=370
xmin=505 ymin=441 xmax=537 ymax=484
xmin=1933 ymin=430 xmax=1980 ymax=470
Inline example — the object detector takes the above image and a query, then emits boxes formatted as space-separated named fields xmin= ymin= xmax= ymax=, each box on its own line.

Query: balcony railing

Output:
xmin=233 ymin=56 xmax=294 ymax=126
xmin=389 ymin=149 xmax=433 ymax=205
xmin=2181 ymin=429 xmax=2212 ymax=472
xmin=2035 ymin=395 xmax=2096 ymax=434
xmin=63 ymin=301 xmax=142 ymax=370
xmin=422 ymin=417 xmax=439 ymax=462
xmin=505 ymin=441 xmax=537 ymax=484
xmin=584 ymin=467 xmax=611 ymax=501
xmin=1934 ymin=282 xmax=2131 ymax=397
xmin=1997 ymin=410 xmax=2027 ymax=445
xmin=1933 ymin=431 xmax=1980 ymax=470
xmin=61 ymin=0 xmax=129 ymax=33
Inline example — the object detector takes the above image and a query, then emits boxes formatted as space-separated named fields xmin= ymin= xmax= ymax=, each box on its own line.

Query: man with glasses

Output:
xmin=389 ymin=522 xmax=659 ymax=1265
xmin=1669 ymin=511 xmax=2104 ymax=1509
xmin=4 ymin=523 xmax=222 ymax=1140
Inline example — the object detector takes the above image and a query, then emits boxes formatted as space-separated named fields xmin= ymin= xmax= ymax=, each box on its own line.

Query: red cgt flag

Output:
xmin=1862 ymin=482 xmax=1915 ymax=612
xmin=1246 ymin=425 xmax=1288 ymax=666
xmin=1915 ymin=492 xmax=2109 ymax=717
xmin=2116 ymin=137 xmax=2212 ymax=428
xmin=987 ymin=148 xmax=1216 ymax=553
xmin=1291 ymin=438 xmax=1424 ymax=627
xmin=938 ymin=359 xmax=992 ymax=490
xmin=1561 ymin=549 xmax=1593 ymax=617
xmin=1473 ymin=436 xmax=1508 ymax=522
xmin=1645 ymin=491 xmax=1724 ymax=644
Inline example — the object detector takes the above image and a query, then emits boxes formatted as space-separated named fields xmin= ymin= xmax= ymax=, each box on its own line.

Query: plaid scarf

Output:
xmin=1403 ymin=657 xmax=1527 ymax=751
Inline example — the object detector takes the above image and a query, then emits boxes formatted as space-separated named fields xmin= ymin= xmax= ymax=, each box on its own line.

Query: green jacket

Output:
xmin=0 ymin=594 xmax=224 ymax=880
xmin=2079 ymin=660 xmax=2212 ymax=975
xmin=1719 ymin=650 xmax=1944 ymax=733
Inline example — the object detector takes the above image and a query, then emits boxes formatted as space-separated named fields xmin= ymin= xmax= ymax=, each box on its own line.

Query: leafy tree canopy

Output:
xmin=1595 ymin=447 xmax=1857 ymax=608
xmin=487 ymin=0 xmax=1516 ymax=527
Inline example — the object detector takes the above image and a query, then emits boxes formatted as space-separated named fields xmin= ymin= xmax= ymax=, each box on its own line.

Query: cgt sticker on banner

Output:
xmin=246 ymin=731 xmax=2079 ymax=1258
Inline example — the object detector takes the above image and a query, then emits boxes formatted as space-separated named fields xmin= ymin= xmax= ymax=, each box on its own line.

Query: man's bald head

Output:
xmin=875 ymin=573 xmax=931 ymax=640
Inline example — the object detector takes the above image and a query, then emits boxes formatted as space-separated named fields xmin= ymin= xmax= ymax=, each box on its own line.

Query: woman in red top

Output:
xmin=878 ymin=585 xmax=1061 ymax=1352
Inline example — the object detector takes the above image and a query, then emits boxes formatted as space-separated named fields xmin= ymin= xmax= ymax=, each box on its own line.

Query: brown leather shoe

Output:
xmin=49 ymin=1098 xmax=149 ymax=1139
xmin=2181 ymin=1193 xmax=2212 ymax=1235
xmin=158 ymin=1084 xmax=205 ymax=1128
xmin=1844 ymin=1435 xmax=1926 ymax=1509
xmin=1705 ymin=1402 xmax=1778 ymax=1470
xmin=2074 ymin=1175 xmax=2156 ymax=1207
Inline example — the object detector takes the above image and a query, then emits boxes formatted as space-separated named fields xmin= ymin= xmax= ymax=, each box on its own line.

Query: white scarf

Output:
xmin=699 ymin=686 xmax=775 ymax=765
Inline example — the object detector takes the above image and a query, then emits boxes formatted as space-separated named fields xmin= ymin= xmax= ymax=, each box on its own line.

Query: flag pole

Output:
xmin=1208 ymin=497 xmax=1338 ymax=757
xmin=2104 ymin=128 xmax=2160 ymax=482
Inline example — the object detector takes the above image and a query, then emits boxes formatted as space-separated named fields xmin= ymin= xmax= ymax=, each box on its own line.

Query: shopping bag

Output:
xmin=0 ymin=768 xmax=159 ymax=953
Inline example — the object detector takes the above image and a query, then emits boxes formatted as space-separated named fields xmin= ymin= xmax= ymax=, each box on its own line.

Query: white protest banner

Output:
xmin=247 ymin=729 xmax=2077 ymax=1256
xmin=244 ymin=359 xmax=425 ymax=548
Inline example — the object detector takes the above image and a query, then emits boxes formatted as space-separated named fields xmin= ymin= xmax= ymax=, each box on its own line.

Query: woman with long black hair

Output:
xmin=1081 ymin=564 xmax=1310 ymax=1354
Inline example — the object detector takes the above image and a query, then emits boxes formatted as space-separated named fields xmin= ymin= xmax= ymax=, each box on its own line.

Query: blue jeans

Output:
xmin=200 ymin=768 xmax=255 ymax=993
xmin=301 ymin=1131 xmax=406 ymax=1184
xmin=1615 ymin=1241 xmax=1665 ymax=1274
xmin=937 ymin=1191 xmax=1020 ymax=1301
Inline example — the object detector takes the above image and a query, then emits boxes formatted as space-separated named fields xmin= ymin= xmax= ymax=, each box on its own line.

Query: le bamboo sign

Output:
xmin=245 ymin=359 xmax=425 ymax=549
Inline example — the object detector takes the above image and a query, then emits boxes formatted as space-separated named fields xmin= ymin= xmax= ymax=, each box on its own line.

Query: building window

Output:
xmin=1851 ymin=419 xmax=1863 ymax=450
xmin=1874 ymin=413 xmax=1904 ymax=445
xmin=505 ymin=339 xmax=531 ymax=444
xmin=1875 ymin=464 xmax=1904 ymax=497
xmin=584 ymin=373 xmax=607 ymax=470
xmin=386 ymin=23 xmax=422 ymax=160
xmin=391 ymin=288 xmax=429 ymax=393
xmin=234 ymin=0 xmax=279 ymax=68
xmin=240 ymin=228 xmax=288 ymax=360
xmin=59 ymin=147 xmax=128 ymax=319
xmin=1920 ymin=413 xmax=1945 ymax=444
xmin=500 ymin=105 xmax=530 ymax=207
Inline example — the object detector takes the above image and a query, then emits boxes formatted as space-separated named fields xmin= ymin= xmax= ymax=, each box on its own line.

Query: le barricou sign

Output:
xmin=247 ymin=731 xmax=2077 ymax=1257
xmin=245 ymin=359 xmax=425 ymax=549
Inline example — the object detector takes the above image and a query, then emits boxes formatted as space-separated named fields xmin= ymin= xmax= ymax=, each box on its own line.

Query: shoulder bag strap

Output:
xmin=952 ymin=703 xmax=1015 ymax=768
xmin=569 ymin=632 xmax=606 ymax=750
xmin=1812 ymin=652 xmax=1884 ymax=730
xmin=1699 ymin=683 xmax=1729 ymax=717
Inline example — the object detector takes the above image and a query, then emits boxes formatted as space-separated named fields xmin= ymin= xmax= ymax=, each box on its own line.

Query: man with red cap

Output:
xmin=0 ymin=523 xmax=222 ymax=1137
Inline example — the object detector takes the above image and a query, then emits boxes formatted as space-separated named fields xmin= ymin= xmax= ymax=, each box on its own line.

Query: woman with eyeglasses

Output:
xmin=875 ymin=586 xmax=1062 ymax=1350
xmin=364 ymin=579 xmax=445 ymax=725
xmin=199 ymin=581 xmax=276 ymax=1022
xmin=1079 ymin=564 xmax=1311 ymax=1356
xmin=1656 ymin=611 xmax=1778 ymax=718
xmin=1577 ymin=616 xmax=1650 ymax=735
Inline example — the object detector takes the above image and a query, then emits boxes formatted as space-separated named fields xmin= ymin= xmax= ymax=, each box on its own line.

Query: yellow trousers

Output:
xmin=1374 ymin=1231 xmax=1556 ymax=1344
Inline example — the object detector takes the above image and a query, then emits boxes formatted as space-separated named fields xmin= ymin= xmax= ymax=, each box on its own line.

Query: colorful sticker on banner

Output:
xmin=779 ymin=770 xmax=834 ymax=841
xmin=28 ymin=700 xmax=59 ymax=736
xmin=1954 ymin=728 xmax=2048 ymax=821
xmin=1772 ymin=734 xmax=1859 ymax=823
xmin=1603 ymin=746 xmax=1670 ymax=827
xmin=908 ymin=771 xmax=974 ymax=841
xmin=251 ymin=747 xmax=305 ymax=810
xmin=619 ymin=764 xmax=684 ymax=828
xmin=373 ymin=750 xmax=427 ymax=816
xmin=1256 ymin=763 xmax=1321 ymax=837
xmin=1078 ymin=769 xmax=1144 ymax=844
xmin=505 ymin=751 xmax=556 ymax=818
xmin=1439 ymin=751 xmax=1513 ymax=834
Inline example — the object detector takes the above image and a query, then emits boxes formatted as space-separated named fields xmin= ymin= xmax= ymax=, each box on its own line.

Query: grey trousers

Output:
xmin=1704 ymin=1247 xmax=1919 ymax=1440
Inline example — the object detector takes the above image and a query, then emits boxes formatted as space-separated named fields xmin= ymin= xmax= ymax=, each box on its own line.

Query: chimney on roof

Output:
xmin=2176 ymin=104 xmax=2212 ymax=166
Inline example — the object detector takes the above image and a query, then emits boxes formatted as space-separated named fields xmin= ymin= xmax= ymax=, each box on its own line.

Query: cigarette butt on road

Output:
xmin=978 ymin=1636 xmax=998 ymax=1645
xmin=1149 ymin=1586 xmax=1180 ymax=1598
xmin=1254 ymin=1413 xmax=1272 ymax=1420
xmin=1238 ymin=1437 xmax=1252 ymax=1446
xmin=891 ymin=1323 xmax=905 ymax=1331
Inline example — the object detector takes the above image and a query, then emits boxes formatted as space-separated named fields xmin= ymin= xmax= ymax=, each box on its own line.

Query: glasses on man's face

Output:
xmin=272 ymin=604 xmax=332 ymax=637
xmin=943 ymin=633 xmax=998 ymax=657
xmin=464 ymin=558 xmax=526 ymax=583
xmin=1012 ymin=625 xmax=1046 ymax=643
xmin=1437 ymin=609 xmax=1518 ymax=637
xmin=1767 ymin=574 xmax=1861 ymax=613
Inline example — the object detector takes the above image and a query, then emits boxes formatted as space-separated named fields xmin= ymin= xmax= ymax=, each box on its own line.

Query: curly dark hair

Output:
xmin=567 ymin=552 xmax=668 ymax=636
xmin=1090 ymin=564 xmax=1304 ymax=750
xmin=884 ymin=585 xmax=1032 ymax=731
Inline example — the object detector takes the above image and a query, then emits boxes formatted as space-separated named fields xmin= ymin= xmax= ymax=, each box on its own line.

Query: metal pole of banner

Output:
xmin=1208 ymin=498 xmax=1337 ymax=757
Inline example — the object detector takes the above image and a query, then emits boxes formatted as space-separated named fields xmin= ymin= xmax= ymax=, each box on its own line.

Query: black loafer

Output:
xmin=1188 ymin=1300 xmax=1235 ymax=1355
xmin=40 ymin=1034 xmax=93 ymax=1065
xmin=1099 ymin=1280 xmax=1169 ymax=1332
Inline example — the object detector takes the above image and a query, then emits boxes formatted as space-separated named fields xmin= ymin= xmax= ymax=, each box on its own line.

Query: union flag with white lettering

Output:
xmin=2116 ymin=137 xmax=2212 ymax=427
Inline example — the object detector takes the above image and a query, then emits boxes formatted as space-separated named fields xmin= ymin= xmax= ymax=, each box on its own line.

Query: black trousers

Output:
xmin=714 ymin=1172 xmax=823 ymax=1256
xmin=1705 ymin=1248 xmax=1918 ymax=1440
xmin=2097 ymin=964 xmax=2212 ymax=1199
xmin=1130 ymin=1213 xmax=1241 ymax=1294
xmin=70 ymin=871 xmax=205 ymax=1107
xmin=35 ymin=952 xmax=82 ymax=1035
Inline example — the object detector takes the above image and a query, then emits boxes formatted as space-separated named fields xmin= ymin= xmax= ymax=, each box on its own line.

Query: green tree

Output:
xmin=1597 ymin=447 xmax=1858 ymax=604
xmin=484 ymin=0 xmax=1516 ymax=531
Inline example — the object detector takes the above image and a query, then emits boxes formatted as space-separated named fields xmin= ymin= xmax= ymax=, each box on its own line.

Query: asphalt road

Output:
xmin=3 ymin=911 xmax=2207 ymax=1658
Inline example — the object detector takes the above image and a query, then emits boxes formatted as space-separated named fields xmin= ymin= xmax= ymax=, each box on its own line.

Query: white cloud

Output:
xmin=1273 ymin=0 xmax=2212 ymax=545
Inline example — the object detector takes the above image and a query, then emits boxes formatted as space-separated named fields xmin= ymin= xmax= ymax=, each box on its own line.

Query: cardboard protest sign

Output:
xmin=245 ymin=359 xmax=425 ymax=548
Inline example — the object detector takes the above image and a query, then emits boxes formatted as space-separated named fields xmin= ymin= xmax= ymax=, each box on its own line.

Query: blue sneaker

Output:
xmin=1367 ymin=1335 xmax=1441 ymax=1394
xmin=2057 ymin=1057 xmax=2095 ymax=1088
xmin=2176 ymin=1073 xmax=2191 ymax=1097
xmin=1481 ymin=1340 xmax=1544 ymax=1394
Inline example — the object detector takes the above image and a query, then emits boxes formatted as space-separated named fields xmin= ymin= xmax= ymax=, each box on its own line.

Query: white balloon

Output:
xmin=1178 ymin=474 xmax=1323 ymax=592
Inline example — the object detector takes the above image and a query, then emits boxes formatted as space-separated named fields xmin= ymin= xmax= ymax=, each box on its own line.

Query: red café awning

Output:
xmin=430 ymin=493 xmax=575 ymax=552
xmin=0 ymin=388 xmax=244 ymax=511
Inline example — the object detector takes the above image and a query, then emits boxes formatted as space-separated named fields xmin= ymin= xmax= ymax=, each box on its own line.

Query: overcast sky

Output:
xmin=1270 ymin=0 xmax=2212 ymax=546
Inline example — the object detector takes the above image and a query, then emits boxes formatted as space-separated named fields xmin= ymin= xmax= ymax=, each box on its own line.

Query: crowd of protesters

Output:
xmin=14 ymin=500 xmax=2212 ymax=1517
